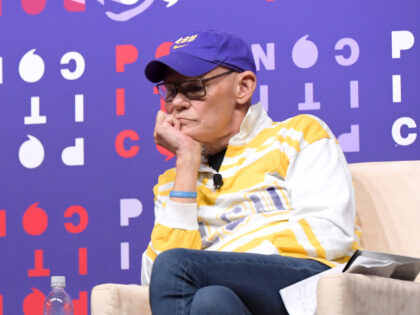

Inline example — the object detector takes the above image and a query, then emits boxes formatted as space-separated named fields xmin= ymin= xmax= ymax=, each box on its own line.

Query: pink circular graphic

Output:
xmin=23 ymin=288 xmax=45 ymax=315
xmin=21 ymin=0 xmax=47 ymax=15
xmin=22 ymin=203 xmax=48 ymax=236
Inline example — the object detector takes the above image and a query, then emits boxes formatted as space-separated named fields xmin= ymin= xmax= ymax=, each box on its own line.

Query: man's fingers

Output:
xmin=154 ymin=111 xmax=169 ymax=136
xmin=155 ymin=110 xmax=167 ymax=127
xmin=154 ymin=111 xmax=166 ymax=141
xmin=172 ymin=117 xmax=181 ymax=130
xmin=154 ymin=111 xmax=177 ymax=150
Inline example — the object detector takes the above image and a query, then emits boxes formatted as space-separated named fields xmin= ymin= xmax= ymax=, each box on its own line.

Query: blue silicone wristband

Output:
xmin=169 ymin=191 xmax=197 ymax=198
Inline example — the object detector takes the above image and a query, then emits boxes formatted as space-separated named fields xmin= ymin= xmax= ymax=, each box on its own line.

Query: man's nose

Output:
xmin=171 ymin=92 xmax=190 ymax=112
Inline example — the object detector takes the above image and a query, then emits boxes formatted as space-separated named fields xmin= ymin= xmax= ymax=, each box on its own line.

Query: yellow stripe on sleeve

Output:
xmin=298 ymin=219 xmax=327 ymax=259
xmin=284 ymin=115 xmax=331 ymax=145
xmin=151 ymin=224 xmax=202 ymax=252
xmin=146 ymin=243 xmax=158 ymax=261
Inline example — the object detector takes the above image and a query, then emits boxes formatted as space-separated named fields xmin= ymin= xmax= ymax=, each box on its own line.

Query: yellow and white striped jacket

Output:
xmin=141 ymin=103 xmax=360 ymax=285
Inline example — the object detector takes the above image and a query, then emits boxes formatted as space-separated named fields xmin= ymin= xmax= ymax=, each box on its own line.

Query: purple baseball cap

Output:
xmin=144 ymin=30 xmax=256 ymax=83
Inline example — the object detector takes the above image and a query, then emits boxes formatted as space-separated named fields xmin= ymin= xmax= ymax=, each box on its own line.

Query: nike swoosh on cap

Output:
xmin=173 ymin=44 xmax=188 ymax=49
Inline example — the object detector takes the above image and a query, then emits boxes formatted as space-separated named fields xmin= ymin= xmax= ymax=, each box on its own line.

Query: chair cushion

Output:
xmin=91 ymin=283 xmax=151 ymax=315
xmin=317 ymin=273 xmax=420 ymax=315
xmin=349 ymin=161 xmax=420 ymax=257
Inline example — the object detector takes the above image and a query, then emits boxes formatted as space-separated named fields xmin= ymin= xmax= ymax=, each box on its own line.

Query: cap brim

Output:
xmin=144 ymin=53 xmax=218 ymax=83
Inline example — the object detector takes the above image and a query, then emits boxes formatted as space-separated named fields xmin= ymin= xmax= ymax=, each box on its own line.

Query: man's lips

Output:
xmin=175 ymin=117 xmax=193 ymax=123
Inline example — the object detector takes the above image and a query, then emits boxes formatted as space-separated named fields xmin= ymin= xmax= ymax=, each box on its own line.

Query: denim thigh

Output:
xmin=149 ymin=248 xmax=329 ymax=315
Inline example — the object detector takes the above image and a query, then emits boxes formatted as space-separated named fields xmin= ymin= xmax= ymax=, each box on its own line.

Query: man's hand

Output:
xmin=154 ymin=110 xmax=202 ymax=202
xmin=154 ymin=110 xmax=201 ymax=169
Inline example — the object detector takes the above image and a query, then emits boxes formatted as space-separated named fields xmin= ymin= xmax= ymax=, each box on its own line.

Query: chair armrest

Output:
xmin=316 ymin=273 xmax=420 ymax=315
xmin=91 ymin=283 xmax=151 ymax=315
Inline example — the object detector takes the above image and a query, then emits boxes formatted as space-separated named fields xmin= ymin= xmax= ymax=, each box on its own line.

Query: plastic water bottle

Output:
xmin=43 ymin=276 xmax=74 ymax=315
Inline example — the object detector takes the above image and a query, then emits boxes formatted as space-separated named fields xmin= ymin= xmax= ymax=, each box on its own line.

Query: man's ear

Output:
xmin=235 ymin=71 xmax=257 ymax=105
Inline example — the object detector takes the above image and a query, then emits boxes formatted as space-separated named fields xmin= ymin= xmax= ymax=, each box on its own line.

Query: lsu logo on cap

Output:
xmin=173 ymin=34 xmax=198 ymax=49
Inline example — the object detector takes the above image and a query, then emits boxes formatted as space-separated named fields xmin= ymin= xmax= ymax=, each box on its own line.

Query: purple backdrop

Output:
xmin=0 ymin=0 xmax=419 ymax=314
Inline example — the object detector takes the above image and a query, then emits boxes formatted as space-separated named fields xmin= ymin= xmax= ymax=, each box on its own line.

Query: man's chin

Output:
xmin=180 ymin=125 xmax=194 ymax=135
xmin=181 ymin=128 xmax=203 ymax=143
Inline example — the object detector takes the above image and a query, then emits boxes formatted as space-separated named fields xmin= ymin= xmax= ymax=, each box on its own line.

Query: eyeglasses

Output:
xmin=156 ymin=69 xmax=235 ymax=102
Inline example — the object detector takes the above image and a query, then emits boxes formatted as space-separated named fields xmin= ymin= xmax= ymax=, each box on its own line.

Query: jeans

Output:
xmin=149 ymin=248 xmax=329 ymax=315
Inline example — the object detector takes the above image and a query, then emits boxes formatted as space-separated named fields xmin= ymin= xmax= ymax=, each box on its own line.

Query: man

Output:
xmin=141 ymin=30 xmax=359 ymax=315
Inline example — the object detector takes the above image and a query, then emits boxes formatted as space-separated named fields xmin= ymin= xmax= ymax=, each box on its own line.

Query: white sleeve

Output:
xmin=141 ymin=248 xmax=153 ymax=286
xmin=286 ymin=137 xmax=356 ymax=260
xmin=156 ymin=200 xmax=199 ymax=230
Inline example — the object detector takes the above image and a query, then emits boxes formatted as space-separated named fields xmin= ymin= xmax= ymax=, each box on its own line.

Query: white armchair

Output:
xmin=91 ymin=161 xmax=420 ymax=315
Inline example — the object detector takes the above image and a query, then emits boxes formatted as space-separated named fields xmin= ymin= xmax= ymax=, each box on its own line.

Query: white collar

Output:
xmin=229 ymin=102 xmax=273 ymax=146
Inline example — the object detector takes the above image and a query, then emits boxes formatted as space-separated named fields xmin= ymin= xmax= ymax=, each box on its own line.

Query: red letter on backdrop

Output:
xmin=22 ymin=203 xmax=48 ymax=236
xmin=116 ymin=88 xmax=125 ymax=116
xmin=28 ymin=250 xmax=50 ymax=277
xmin=153 ymin=95 xmax=174 ymax=161
xmin=0 ymin=294 xmax=3 ymax=315
xmin=155 ymin=41 xmax=173 ymax=58
xmin=116 ymin=45 xmax=138 ymax=73
xmin=79 ymin=248 xmax=87 ymax=275
xmin=64 ymin=0 xmax=86 ymax=12
xmin=64 ymin=205 xmax=88 ymax=234
xmin=73 ymin=291 xmax=88 ymax=315
xmin=153 ymin=42 xmax=175 ymax=161
xmin=115 ymin=130 xmax=140 ymax=158
xmin=0 ymin=210 xmax=5 ymax=237
xmin=21 ymin=0 xmax=46 ymax=15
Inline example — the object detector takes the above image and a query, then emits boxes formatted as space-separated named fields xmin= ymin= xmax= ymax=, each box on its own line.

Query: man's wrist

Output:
xmin=170 ymin=191 xmax=197 ymax=198
xmin=176 ymin=151 xmax=201 ymax=169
